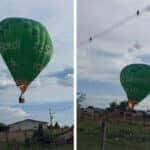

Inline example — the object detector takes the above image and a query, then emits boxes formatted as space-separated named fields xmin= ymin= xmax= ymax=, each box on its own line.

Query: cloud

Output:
xmin=82 ymin=95 xmax=126 ymax=108
xmin=0 ymin=0 xmax=73 ymax=125
xmin=133 ymin=41 xmax=142 ymax=50
xmin=78 ymin=0 xmax=150 ymax=108
xmin=81 ymin=94 xmax=150 ymax=110
xmin=78 ymin=45 xmax=144 ymax=85
xmin=0 ymin=79 xmax=15 ymax=90
xmin=78 ymin=0 xmax=150 ymax=84
xmin=0 ymin=101 xmax=73 ymax=125
xmin=0 ymin=0 xmax=73 ymax=104
xmin=0 ymin=106 xmax=29 ymax=124
xmin=46 ymin=67 xmax=73 ymax=87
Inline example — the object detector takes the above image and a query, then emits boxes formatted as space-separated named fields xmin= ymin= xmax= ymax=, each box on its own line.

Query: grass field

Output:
xmin=78 ymin=119 xmax=150 ymax=150
xmin=0 ymin=143 xmax=73 ymax=150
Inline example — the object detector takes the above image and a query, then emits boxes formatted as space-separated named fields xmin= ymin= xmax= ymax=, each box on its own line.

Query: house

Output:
xmin=56 ymin=126 xmax=73 ymax=144
xmin=78 ymin=106 xmax=104 ymax=121
xmin=146 ymin=110 xmax=150 ymax=116
xmin=8 ymin=119 xmax=48 ymax=132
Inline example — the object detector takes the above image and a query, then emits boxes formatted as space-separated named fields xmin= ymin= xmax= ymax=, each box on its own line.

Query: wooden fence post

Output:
xmin=101 ymin=115 xmax=107 ymax=150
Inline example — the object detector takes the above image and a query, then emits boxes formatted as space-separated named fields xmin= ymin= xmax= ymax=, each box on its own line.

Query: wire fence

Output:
xmin=78 ymin=108 xmax=150 ymax=150
xmin=101 ymin=118 xmax=150 ymax=150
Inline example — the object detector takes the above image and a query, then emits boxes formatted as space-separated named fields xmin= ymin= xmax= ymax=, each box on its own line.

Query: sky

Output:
xmin=78 ymin=0 xmax=150 ymax=110
xmin=0 ymin=0 xmax=73 ymax=126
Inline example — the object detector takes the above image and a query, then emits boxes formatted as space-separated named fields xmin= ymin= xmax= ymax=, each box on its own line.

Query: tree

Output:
xmin=77 ymin=92 xmax=86 ymax=107
xmin=54 ymin=122 xmax=60 ymax=129
xmin=119 ymin=101 xmax=128 ymax=111
xmin=109 ymin=101 xmax=117 ymax=111
xmin=0 ymin=123 xmax=8 ymax=132
xmin=33 ymin=123 xmax=44 ymax=143
xmin=38 ymin=124 xmax=44 ymax=137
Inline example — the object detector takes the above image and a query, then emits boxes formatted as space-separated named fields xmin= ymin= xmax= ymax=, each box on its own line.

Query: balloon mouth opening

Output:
xmin=19 ymin=84 xmax=28 ymax=93
xmin=128 ymin=100 xmax=137 ymax=110
xmin=17 ymin=83 xmax=29 ymax=93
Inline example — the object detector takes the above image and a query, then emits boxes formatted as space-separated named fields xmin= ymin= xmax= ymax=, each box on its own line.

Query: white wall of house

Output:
xmin=9 ymin=120 xmax=48 ymax=132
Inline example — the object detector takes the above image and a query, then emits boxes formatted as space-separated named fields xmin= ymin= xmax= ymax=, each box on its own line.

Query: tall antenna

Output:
xmin=49 ymin=108 xmax=55 ymax=126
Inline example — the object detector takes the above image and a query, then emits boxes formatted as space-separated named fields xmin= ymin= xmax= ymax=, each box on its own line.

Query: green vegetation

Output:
xmin=0 ymin=123 xmax=8 ymax=132
xmin=0 ymin=143 xmax=73 ymax=150
xmin=78 ymin=119 xmax=150 ymax=150
xmin=0 ymin=124 xmax=73 ymax=150
xmin=77 ymin=92 xmax=86 ymax=107
xmin=78 ymin=120 xmax=100 ymax=150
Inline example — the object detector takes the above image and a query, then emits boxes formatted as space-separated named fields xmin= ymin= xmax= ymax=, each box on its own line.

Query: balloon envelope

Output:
xmin=120 ymin=64 xmax=150 ymax=105
xmin=0 ymin=17 xmax=53 ymax=95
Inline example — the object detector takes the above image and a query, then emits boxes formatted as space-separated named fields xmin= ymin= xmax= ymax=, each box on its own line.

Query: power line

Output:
xmin=78 ymin=7 xmax=149 ymax=48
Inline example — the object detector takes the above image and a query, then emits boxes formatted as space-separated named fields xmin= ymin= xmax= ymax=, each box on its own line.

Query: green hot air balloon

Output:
xmin=0 ymin=17 xmax=53 ymax=103
xmin=120 ymin=64 xmax=150 ymax=109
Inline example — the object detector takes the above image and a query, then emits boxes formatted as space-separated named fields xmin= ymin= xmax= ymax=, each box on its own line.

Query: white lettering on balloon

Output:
xmin=0 ymin=40 xmax=21 ymax=52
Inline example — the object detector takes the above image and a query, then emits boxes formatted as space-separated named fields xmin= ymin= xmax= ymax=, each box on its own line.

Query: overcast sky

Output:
xmin=0 ymin=0 xmax=73 ymax=125
xmin=78 ymin=0 xmax=150 ymax=110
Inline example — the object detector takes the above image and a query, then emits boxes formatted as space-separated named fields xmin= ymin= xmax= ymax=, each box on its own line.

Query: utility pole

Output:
xmin=49 ymin=108 xmax=55 ymax=126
